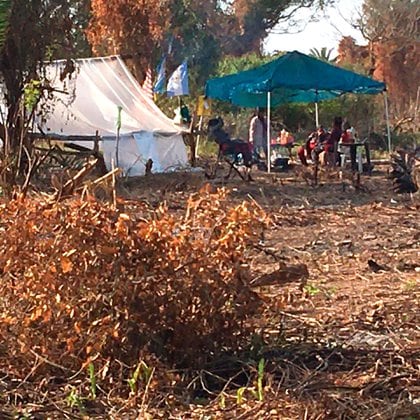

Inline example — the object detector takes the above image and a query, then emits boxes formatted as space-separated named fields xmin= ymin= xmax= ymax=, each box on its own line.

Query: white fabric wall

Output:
xmin=36 ymin=56 xmax=189 ymax=175
xmin=102 ymin=132 xmax=188 ymax=176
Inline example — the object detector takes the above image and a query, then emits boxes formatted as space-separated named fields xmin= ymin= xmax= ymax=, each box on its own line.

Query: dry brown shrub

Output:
xmin=0 ymin=186 xmax=268 ymax=382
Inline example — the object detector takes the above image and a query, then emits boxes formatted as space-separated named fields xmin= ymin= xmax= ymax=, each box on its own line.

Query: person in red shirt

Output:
xmin=324 ymin=117 xmax=342 ymax=152
xmin=297 ymin=125 xmax=329 ymax=166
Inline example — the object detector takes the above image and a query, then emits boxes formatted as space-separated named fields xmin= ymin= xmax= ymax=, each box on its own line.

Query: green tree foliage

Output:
xmin=309 ymin=47 xmax=337 ymax=62
xmin=0 ymin=0 xmax=87 ymax=188
xmin=68 ymin=0 xmax=92 ymax=58
xmin=166 ymin=0 xmax=220 ymax=88
xmin=0 ymin=0 xmax=11 ymax=48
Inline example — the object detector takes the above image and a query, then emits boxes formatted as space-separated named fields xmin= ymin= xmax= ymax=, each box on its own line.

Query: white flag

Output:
xmin=167 ymin=61 xmax=189 ymax=97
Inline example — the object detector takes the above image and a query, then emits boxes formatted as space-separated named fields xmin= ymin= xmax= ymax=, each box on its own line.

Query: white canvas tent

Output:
xmin=37 ymin=55 xmax=188 ymax=176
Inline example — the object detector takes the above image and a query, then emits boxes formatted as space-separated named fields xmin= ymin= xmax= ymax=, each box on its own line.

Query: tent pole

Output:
xmin=267 ymin=91 xmax=271 ymax=174
xmin=315 ymin=102 xmax=319 ymax=127
xmin=383 ymin=91 xmax=392 ymax=154
xmin=116 ymin=106 xmax=122 ymax=167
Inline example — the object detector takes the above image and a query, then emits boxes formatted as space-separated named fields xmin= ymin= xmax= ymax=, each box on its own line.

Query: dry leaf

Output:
xmin=61 ymin=256 xmax=73 ymax=273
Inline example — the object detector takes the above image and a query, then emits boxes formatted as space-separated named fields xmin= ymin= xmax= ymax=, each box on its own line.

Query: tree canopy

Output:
xmin=339 ymin=0 xmax=420 ymax=128
xmin=87 ymin=0 xmax=333 ymax=82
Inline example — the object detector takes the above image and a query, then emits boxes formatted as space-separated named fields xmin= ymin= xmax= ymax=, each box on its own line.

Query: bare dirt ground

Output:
xmin=1 ymin=162 xmax=418 ymax=419
xmin=118 ymin=163 xmax=419 ymax=419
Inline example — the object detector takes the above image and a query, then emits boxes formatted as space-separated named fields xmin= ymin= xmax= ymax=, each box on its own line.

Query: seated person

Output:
xmin=297 ymin=126 xmax=328 ymax=166
xmin=297 ymin=132 xmax=315 ymax=166
xmin=340 ymin=122 xmax=356 ymax=144
xmin=277 ymin=128 xmax=295 ymax=146
xmin=338 ymin=121 xmax=355 ymax=163
xmin=207 ymin=117 xmax=253 ymax=166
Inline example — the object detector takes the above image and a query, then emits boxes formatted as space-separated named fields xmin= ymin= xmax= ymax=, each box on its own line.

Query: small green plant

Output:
xmin=304 ymin=284 xmax=320 ymax=296
xmin=88 ymin=362 xmax=97 ymax=399
xmin=128 ymin=360 xmax=153 ymax=394
xmin=219 ymin=393 xmax=226 ymax=409
xmin=235 ymin=358 xmax=265 ymax=406
xmin=66 ymin=387 xmax=85 ymax=414
xmin=128 ymin=363 xmax=141 ymax=394
xmin=236 ymin=387 xmax=246 ymax=405
xmin=257 ymin=357 xmax=265 ymax=402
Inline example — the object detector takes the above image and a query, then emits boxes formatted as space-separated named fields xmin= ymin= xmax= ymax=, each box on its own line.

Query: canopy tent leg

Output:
xmin=315 ymin=102 xmax=319 ymax=127
xmin=383 ymin=91 xmax=392 ymax=153
xmin=267 ymin=91 xmax=271 ymax=174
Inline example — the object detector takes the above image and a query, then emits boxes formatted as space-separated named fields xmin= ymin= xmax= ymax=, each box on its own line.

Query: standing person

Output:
xmin=249 ymin=108 xmax=267 ymax=159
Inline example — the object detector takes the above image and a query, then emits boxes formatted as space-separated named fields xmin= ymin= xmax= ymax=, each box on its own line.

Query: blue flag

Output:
xmin=167 ymin=61 xmax=189 ymax=97
xmin=153 ymin=56 xmax=166 ymax=94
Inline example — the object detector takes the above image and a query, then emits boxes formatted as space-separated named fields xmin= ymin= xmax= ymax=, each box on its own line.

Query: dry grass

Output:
xmin=0 ymin=164 xmax=418 ymax=419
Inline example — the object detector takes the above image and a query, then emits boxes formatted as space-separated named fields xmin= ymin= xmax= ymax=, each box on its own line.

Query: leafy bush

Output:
xmin=0 ymin=186 xmax=268 ymax=381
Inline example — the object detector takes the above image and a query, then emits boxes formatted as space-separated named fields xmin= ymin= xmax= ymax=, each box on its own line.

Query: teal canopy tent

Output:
xmin=205 ymin=51 xmax=389 ymax=171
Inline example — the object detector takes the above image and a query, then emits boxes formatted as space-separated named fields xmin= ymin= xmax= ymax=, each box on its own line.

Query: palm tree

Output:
xmin=309 ymin=47 xmax=337 ymax=63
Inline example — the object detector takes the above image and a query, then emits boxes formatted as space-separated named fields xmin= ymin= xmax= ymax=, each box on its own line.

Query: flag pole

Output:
xmin=267 ymin=91 xmax=271 ymax=174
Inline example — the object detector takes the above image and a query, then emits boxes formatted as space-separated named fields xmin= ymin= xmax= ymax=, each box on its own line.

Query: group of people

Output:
xmin=297 ymin=116 xmax=358 ymax=167
xmin=207 ymin=109 xmax=274 ymax=167
xmin=248 ymin=109 xmax=294 ymax=158
xmin=208 ymin=110 xmax=360 ymax=171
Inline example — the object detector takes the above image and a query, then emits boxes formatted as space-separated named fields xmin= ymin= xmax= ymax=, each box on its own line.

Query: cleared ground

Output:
xmin=1 ymin=163 xmax=419 ymax=419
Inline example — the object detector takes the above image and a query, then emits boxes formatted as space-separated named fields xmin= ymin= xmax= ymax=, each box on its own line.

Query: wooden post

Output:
xmin=364 ymin=142 xmax=372 ymax=175
xmin=93 ymin=130 xmax=99 ymax=155
xmin=111 ymin=158 xmax=117 ymax=210
xmin=350 ymin=144 xmax=357 ymax=172
xmin=383 ymin=92 xmax=392 ymax=153
xmin=195 ymin=115 xmax=204 ymax=158
xmin=314 ymin=161 xmax=319 ymax=186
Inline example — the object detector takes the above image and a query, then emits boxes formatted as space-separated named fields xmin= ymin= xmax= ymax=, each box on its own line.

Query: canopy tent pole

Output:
xmin=383 ymin=91 xmax=392 ymax=153
xmin=267 ymin=91 xmax=271 ymax=173
xmin=314 ymin=90 xmax=319 ymax=127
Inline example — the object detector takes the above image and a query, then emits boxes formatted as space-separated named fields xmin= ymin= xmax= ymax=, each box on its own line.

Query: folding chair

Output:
xmin=205 ymin=118 xmax=254 ymax=181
